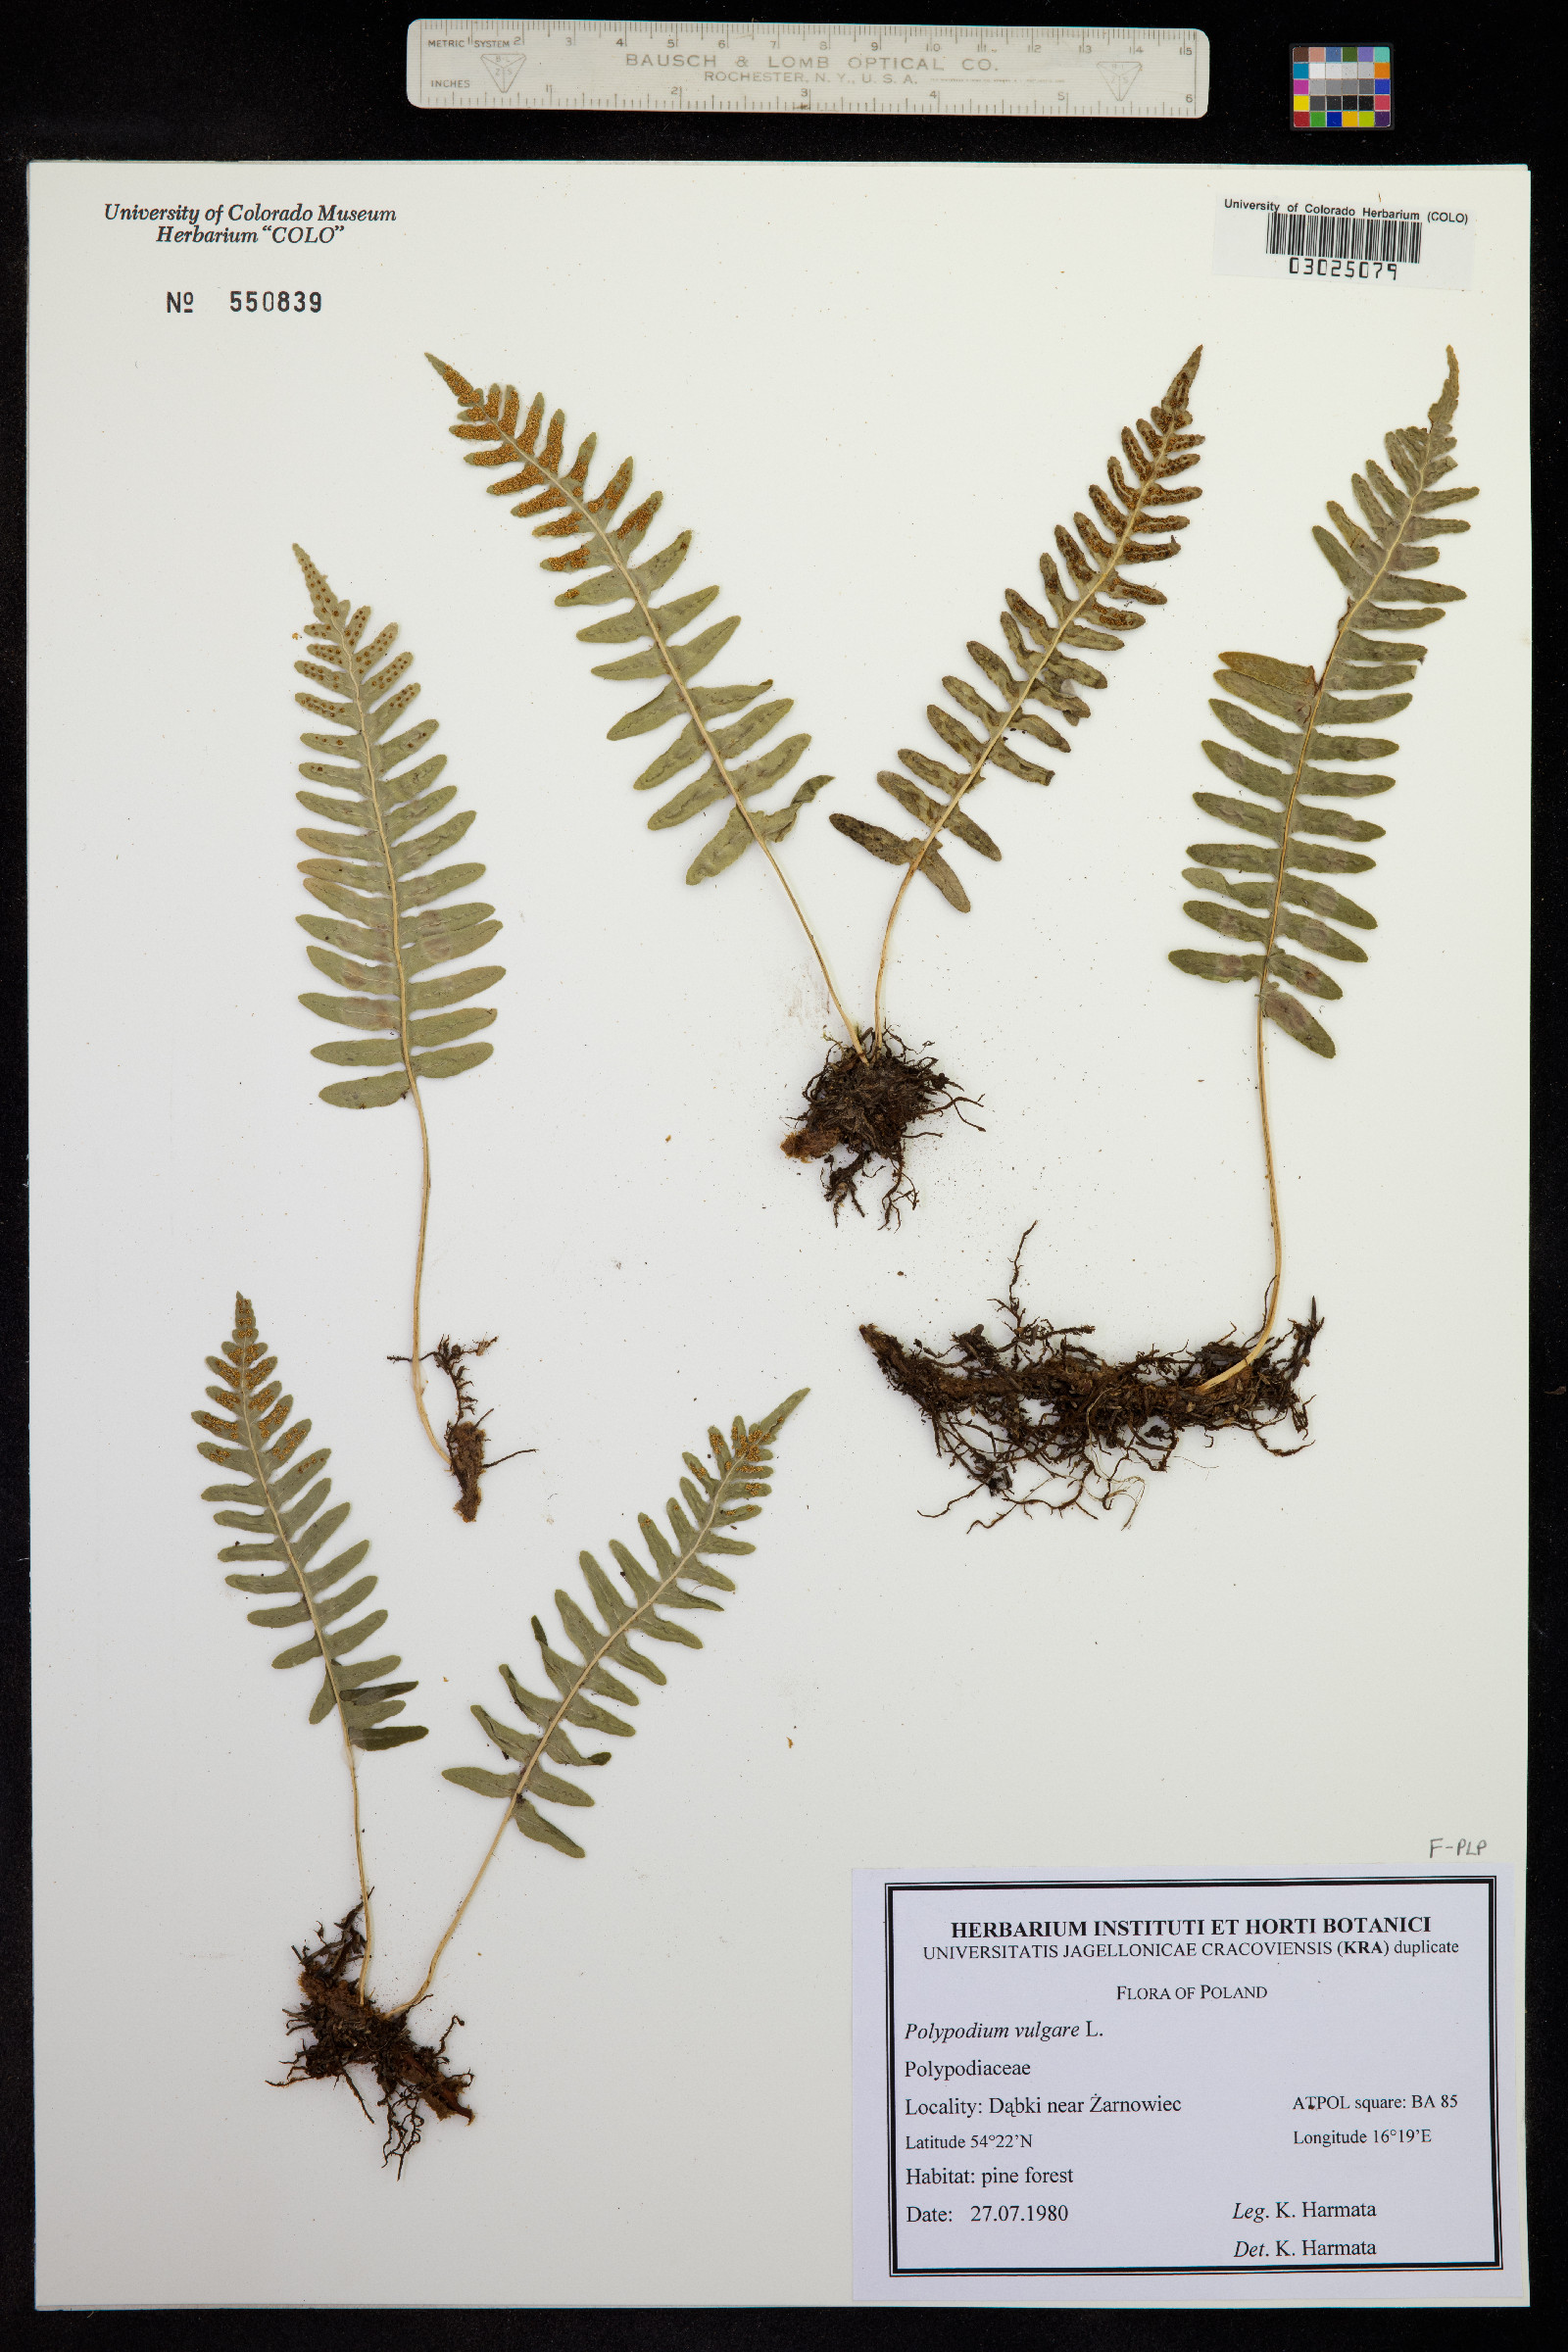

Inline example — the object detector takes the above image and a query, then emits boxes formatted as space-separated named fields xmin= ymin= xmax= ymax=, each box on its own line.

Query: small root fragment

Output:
xmin=390 ymin=1336 xmax=534 ymax=1521
xmin=861 ymin=1226 xmax=1323 ymax=1527
xmin=781 ymin=1031 xmax=982 ymax=1225
xmin=274 ymin=1906 xmax=473 ymax=2175
xmin=431 ymin=1336 xmax=499 ymax=1523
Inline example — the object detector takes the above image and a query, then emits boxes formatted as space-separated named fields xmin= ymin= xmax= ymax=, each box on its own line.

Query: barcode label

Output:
xmin=1212 ymin=192 xmax=1474 ymax=291
xmin=1265 ymin=210 xmax=1422 ymax=265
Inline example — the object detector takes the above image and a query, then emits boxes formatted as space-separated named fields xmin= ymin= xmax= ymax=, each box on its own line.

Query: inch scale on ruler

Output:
xmin=407 ymin=22 xmax=1209 ymax=116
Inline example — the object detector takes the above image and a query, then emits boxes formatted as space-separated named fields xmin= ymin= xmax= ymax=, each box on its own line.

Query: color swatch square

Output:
xmin=1292 ymin=42 xmax=1393 ymax=127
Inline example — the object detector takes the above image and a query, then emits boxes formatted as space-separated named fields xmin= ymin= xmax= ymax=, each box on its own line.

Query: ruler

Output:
xmin=406 ymin=22 xmax=1209 ymax=116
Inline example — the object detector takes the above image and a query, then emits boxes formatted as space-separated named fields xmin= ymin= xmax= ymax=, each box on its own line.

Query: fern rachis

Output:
xmin=291 ymin=546 xmax=512 ymax=1515
xmin=840 ymin=347 xmax=1204 ymax=1044
xmin=423 ymin=359 xmax=865 ymax=1061
xmin=1169 ymin=347 xmax=1476 ymax=1387
xmin=392 ymin=1389 xmax=808 ymax=2019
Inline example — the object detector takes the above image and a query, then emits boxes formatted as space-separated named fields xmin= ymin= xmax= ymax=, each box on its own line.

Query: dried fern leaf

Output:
xmin=1170 ymin=349 xmax=1475 ymax=1057
xmin=834 ymin=348 xmax=1203 ymax=909
xmin=443 ymin=1390 xmax=808 ymax=1855
xmin=192 ymin=1294 xmax=427 ymax=1749
xmin=292 ymin=546 xmax=503 ymax=1109
xmin=424 ymin=359 xmax=828 ymax=886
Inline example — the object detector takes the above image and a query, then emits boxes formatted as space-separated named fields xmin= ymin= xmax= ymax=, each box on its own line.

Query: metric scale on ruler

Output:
xmin=406 ymin=22 xmax=1209 ymax=116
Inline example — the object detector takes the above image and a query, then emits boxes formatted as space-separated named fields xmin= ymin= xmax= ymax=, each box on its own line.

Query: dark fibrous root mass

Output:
xmin=275 ymin=1907 xmax=473 ymax=2175
xmin=860 ymin=1228 xmax=1322 ymax=1526
xmin=781 ymin=1032 xmax=981 ymax=1224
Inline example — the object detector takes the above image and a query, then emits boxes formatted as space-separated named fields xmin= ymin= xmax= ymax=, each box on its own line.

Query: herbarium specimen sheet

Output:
xmin=29 ymin=160 xmax=1529 ymax=2307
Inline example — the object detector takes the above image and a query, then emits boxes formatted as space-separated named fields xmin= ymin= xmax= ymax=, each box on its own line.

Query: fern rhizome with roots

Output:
xmin=193 ymin=1295 xmax=473 ymax=2170
xmin=423 ymin=348 xmax=1202 ymax=1221
xmin=792 ymin=346 xmax=1206 ymax=1218
xmin=291 ymin=546 xmax=521 ymax=1519
xmin=864 ymin=352 xmax=1474 ymax=1523
xmin=195 ymin=1297 xmax=806 ymax=2166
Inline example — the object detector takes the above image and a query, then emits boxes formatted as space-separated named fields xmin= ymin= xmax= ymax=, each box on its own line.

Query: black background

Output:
xmin=2 ymin=2 xmax=1559 ymax=2344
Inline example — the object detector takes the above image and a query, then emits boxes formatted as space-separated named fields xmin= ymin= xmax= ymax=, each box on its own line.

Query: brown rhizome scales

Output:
xmin=387 ymin=1335 xmax=535 ymax=1522
xmin=778 ymin=1032 xmax=982 ymax=1225
xmin=863 ymin=351 xmax=1474 ymax=1521
xmin=277 ymin=1908 xmax=474 ymax=2177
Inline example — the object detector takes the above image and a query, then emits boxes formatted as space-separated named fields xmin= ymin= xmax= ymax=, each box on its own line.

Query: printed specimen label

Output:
xmin=853 ymin=1875 xmax=1513 ymax=2299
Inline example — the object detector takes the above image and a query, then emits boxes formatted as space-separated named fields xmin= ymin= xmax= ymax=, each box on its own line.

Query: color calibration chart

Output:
xmin=1292 ymin=45 xmax=1392 ymax=129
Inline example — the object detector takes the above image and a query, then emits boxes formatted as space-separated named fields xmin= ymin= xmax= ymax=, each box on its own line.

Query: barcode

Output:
xmin=1265 ymin=212 xmax=1422 ymax=265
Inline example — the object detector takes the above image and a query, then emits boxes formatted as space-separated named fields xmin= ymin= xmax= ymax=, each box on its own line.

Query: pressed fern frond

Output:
xmin=291 ymin=548 xmax=512 ymax=1504
xmin=443 ymin=1390 xmax=807 ymax=1854
xmin=849 ymin=347 xmax=1202 ymax=1045
xmin=394 ymin=1389 xmax=807 ymax=2013
xmin=424 ymin=359 xmax=832 ymax=888
xmin=1169 ymin=349 xmax=1475 ymax=1396
xmin=1170 ymin=348 xmax=1475 ymax=1060
xmin=292 ymin=546 xmax=503 ymax=1109
xmin=193 ymin=1297 xmax=458 ymax=2096
xmin=192 ymin=1293 xmax=427 ymax=1751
